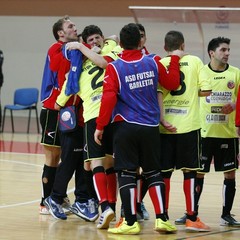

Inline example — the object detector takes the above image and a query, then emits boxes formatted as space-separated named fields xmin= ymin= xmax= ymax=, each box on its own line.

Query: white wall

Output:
xmin=0 ymin=16 xmax=132 ymax=116
xmin=1 ymin=16 xmax=240 ymax=116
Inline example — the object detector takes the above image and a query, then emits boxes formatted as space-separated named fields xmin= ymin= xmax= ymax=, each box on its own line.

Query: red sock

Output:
xmin=106 ymin=171 xmax=117 ymax=203
xmin=183 ymin=178 xmax=195 ymax=215
xmin=93 ymin=170 xmax=108 ymax=204
xmin=148 ymin=185 xmax=164 ymax=214
xmin=163 ymin=178 xmax=170 ymax=211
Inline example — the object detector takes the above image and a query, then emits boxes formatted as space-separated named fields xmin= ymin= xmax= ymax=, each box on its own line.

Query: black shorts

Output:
xmin=113 ymin=122 xmax=161 ymax=172
xmin=40 ymin=108 xmax=60 ymax=147
xmin=160 ymin=129 xmax=201 ymax=172
xmin=198 ymin=137 xmax=239 ymax=173
xmin=83 ymin=118 xmax=113 ymax=161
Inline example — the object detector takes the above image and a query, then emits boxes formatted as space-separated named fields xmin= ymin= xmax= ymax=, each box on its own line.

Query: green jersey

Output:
xmin=79 ymin=39 xmax=118 ymax=122
xmin=200 ymin=64 xmax=240 ymax=138
xmin=160 ymin=55 xmax=211 ymax=134
xmin=57 ymin=39 xmax=117 ymax=122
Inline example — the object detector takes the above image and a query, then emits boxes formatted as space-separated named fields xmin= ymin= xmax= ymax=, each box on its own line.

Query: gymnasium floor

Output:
xmin=0 ymin=117 xmax=240 ymax=240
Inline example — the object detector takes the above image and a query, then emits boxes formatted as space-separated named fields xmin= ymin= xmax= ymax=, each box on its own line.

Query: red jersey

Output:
xmin=236 ymin=86 xmax=240 ymax=126
xmin=42 ymin=41 xmax=84 ymax=126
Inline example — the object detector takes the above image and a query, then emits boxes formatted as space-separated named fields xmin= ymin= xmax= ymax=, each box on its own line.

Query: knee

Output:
xmin=224 ymin=170 xmax=236 ymax=179
xmin=118 ymin=170 xmax=137 ymax=189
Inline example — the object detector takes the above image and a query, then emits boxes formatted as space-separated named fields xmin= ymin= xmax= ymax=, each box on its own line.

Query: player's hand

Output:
xmin=221 ymin=103 xmax=235 ymax=114
xmin=94 ymin=129 xmax=104 ymax=145
xmin=91 ymin=46 xmax=101 ymax=53
xmin=66 ymin=41 xmax=81 ymax=50
xmin=161 ymin=120 xmax=177 ymax=133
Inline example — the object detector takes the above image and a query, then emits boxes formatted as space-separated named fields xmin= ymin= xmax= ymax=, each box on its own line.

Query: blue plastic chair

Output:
xmin=2 ymin=88 xmax=40 ymax=133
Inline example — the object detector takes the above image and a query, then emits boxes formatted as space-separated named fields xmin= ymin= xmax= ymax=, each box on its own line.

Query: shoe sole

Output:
xmin=186 ymin=227 xmax=210 ymax=232
xmin=44 ymin=199 xmax=67 ymax=220
xmin=155 ymin=227 xmax=177 ymax=233
xmin=220 ymin=222 xmax=240 ymax=227
xmin=108 ymin=229 xmax=140 ymax=235
xmin=97 ymin=212 xmax=115 ymax=229
xmin=39 ymin=209 xmax=50 ymax=215
xmin=70 ymin=207 xmax=99 ymax=222
xmin=108 ymin=224 xmax=141 ymax=234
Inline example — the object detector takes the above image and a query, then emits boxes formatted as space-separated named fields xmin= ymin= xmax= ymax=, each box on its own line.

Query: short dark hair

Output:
xmin=136 ymin=23 xmax=145 ymax=33
xmin=120 ymin=23 xmax=140 ymax=50
xmin=52 ymin=15 xmax=70 ymax=41
xmin=207 ymin=37 xmax=230 ymax=55
xmin=164 ymin=30 xmax=184 ymax=51
xmin=81 ymin=25 xmax=103 ymax=43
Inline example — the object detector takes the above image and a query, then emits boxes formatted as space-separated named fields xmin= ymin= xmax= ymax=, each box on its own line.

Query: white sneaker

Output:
xmin=39 ymin=205 xmax=50 ymax=215
xmin=97 ymin=206 xmax=115 ymax=229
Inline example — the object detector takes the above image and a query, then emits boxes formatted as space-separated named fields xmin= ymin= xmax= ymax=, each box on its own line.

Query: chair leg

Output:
xmin=1 ymin=107 xmax=6 ymax=132
xmin=27 ymin=109 xmax=31 ymax=133
xmin=10 ymin=110 xmax=14 ymax=133
xmin=35 ymin=108 xmax=40 ymax=134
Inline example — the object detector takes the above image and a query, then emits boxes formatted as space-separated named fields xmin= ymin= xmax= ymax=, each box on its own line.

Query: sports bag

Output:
xmin=59 ymin=105 xmax=78 ymax=132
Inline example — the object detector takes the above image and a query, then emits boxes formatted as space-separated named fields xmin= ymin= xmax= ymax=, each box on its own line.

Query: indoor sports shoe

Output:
xmin=97 ymin=206 xmax=115 ymax=229
xmin=39 ymin=205 xmax=50 ymax=215
xmin=141 ymin=202 xmax=150 ymax=220
xmin=70 ymin=201 xmax=98 ymax=222
xmin=175 ymin=214 xmax=187 ymax=225
xmin=108 ymin=221 xmax=141 ymax=235
xmin=115 ymin=217 xmax=125 ymax=228
xmin=185 ymin=217 xmax=210 ymax=232
xmin=154 ymin=218 xmax=177 ymax=233
xmin=220 ymin=215 xmax=240 ymax=227
xmin=44 ymin=196 xmax=67 ymax=220
xmin=88 ymin=198 xmax=99 ymax=221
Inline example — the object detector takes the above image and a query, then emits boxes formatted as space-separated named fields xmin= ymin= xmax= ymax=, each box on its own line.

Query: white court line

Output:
xmin=0 ymin=159 xmax=74 ymax=208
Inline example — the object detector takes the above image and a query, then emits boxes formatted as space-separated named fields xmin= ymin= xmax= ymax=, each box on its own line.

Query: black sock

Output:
xmin=40 ymin=164 xmax=57 ymax=205
xmin=222 ymin=178 xmax=236 ymax=217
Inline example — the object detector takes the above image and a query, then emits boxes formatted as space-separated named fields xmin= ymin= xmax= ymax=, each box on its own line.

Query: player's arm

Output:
xmin=55 ymin=79 xmax=72 ymax=109
xmin=94 ymin=64 xmax=119 ymax=145
xmin=198 ymin=90 xmax=212 ymax=97
xmin=157 ymin=55 xmax=181 ymax=90
xmin=66 ymin=42 xmax=108 ymax=69
xmin=49 ymin=43 xmax=65 ymax=71
xmin=158 ymin=91 xmax=177 ymax=133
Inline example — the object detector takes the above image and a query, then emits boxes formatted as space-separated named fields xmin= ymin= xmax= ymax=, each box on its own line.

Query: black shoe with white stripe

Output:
xmin=220 ymin=214 xmax=240 ymax=227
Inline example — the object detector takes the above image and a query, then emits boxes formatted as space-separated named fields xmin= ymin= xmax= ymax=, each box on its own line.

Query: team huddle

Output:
xmin=39 ymin=15 xmax=240 ymax=235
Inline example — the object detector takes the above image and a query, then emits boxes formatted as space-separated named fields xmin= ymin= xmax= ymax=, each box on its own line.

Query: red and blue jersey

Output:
xmin=111 ymin=55 xmax=160 ymax=126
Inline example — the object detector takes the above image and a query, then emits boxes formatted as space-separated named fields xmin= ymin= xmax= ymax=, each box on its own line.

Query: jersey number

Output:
xmin=170 ymin=71 xmax=186 ymax=96
xmin=89 ymin=66 xmax=104 ymax=90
